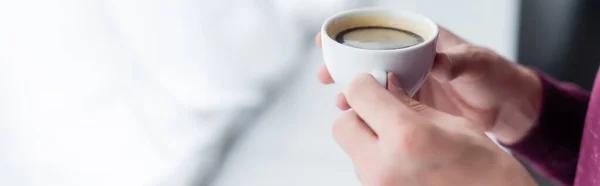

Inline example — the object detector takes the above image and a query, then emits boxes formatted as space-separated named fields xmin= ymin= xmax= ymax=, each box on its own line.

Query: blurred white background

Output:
xmin=0 ymin=0 xmax=518 ymax=186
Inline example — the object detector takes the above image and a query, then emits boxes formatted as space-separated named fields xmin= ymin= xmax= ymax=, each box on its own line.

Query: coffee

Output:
xmin=335 ymin=26 xmax=424 ymax=50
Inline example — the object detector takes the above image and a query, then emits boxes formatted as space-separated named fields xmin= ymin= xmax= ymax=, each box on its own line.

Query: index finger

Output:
xmin=345 ymin=74 xmax=409 ymax=135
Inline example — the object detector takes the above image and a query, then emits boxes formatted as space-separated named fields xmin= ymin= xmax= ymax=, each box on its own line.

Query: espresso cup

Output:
xmin=321 ymin=8 xmax=438 ymax=96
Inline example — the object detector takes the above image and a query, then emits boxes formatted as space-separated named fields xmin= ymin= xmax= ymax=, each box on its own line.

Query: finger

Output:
xmin=430 ymin=52 xmax=453 ymax=82
xmin=345 ymin=74 xmax=406 ymax=134
xmin=316 ymin=33 xmax=322 ymax=48
xmin=318 ymin=65 xmax=335 ymax=84
xmin=387 ymin=73 xmax=465 ymax=126
xmin=387 ymin=73 xmax=429 ymax=113
xmin=435 ymin=45 xmax=492 ymax=83
xmin=336 ymin=93 xmax=351 ymax=111
xmin=417 ymin=77 xmax=463 ymax=116
xmin=332 ymin=110 xmax=377 ymax=156
xmin=436 ymin=26 xmax=468 ymax=52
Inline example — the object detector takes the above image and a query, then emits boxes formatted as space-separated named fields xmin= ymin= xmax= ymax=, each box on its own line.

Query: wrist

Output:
xmin=492 ymin=65 xmax=542 ymax=145
xmin=488 ymin=150 xmax=539 ymax=186
xmin=425 ymin=140 xmax=538 ymax=186
xmin=465 ymin=140 xmax=538 ymax=186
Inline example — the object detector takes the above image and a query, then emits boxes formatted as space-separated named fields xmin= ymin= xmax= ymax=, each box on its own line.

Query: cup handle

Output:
xmin=371 ymin=70 xmax=387 ymax=88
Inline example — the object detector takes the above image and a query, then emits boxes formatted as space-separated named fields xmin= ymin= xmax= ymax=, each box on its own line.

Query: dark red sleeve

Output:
xmin=504 ymin=73 xmax=590 ymax=186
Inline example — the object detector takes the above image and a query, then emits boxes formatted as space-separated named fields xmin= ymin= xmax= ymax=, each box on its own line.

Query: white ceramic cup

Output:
xmin=321 ymin=8 xmax=439 ymax=96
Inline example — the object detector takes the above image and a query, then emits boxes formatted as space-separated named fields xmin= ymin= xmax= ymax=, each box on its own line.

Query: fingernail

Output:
xmin=387 ymin=73 xmax=401 ymax=90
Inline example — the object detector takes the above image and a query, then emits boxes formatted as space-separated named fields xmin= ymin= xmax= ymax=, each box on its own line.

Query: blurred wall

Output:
xmin=519 ymin=0 xmax=600 ymax=90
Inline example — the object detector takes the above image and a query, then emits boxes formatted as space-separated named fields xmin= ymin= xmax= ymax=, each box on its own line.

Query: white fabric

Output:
xmin=0 ymin=0 xmax=359 ymax=185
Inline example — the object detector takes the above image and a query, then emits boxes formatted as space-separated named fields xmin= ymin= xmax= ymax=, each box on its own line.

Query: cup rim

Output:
xmin=321 ymin=8 xmax=439 ymax=53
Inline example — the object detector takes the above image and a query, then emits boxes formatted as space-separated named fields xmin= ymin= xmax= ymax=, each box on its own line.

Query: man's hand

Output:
xmin=318 ymin=27 xmax=542 ymax=145
xmin=332 ymin=73 xmax=537 ymax=186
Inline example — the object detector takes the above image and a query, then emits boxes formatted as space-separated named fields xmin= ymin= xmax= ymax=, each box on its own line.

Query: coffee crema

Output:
xmin=335 ymin=26 xmax=424 ymax=50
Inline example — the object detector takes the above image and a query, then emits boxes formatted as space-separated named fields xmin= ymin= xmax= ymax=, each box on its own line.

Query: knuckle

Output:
xmin=388 ymin=103 xmax=425 ymax=125
xmin=394 ymin=124 xmax=419 ymax=151
xmin=406 ymin=99 xmax=428 ymax=113
xmin=448 ymin=44 xmax=492 ymax=58
xmin=468 ymin=47 xmax=491 ymax=61
xmin=383 ymin=123 xmax=432 ymax=157
xmin=396 ymin=93 xmax=413 ymax=104
xmin=447 ymin=43 xmax=471 ymax=53
xmin=463 ymin=45 xmax=499 ymax=63
xmin=475 ymin=46 xmax=495 ymax=55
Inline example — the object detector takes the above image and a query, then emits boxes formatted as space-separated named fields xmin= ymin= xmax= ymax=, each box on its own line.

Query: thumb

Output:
xmin=387 ymin=73 xmax=465 ymax=125
xmin=430 ymin=46 xmax=492 ymax=83
xmin=436 ymin=26 xmax=468 ymax=52
xmin=429 ymin=53 xmax=453 ymax=82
